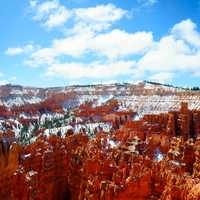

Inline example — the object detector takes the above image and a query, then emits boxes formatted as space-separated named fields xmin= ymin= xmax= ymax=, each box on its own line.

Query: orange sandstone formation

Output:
xmin=0 ymin=103 xmax=200 ymax=199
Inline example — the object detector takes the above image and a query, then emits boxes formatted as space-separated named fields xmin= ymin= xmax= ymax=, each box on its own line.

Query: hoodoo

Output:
xmin=0 ymin=102 xmax=200 ymax=199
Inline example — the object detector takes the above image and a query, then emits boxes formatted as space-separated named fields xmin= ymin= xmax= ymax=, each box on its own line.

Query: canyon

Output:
xmin=0 ymin=82 xmax=200 ymax=199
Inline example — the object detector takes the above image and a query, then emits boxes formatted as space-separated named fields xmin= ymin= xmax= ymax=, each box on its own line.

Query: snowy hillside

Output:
xmin=0 ymin=81 xmax=199 ymax=114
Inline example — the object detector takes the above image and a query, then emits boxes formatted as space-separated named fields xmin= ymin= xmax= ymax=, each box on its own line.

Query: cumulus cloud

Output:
xmin=10 ymin=1 xmax=200 ymax=83
xmin=31 ymin=0 xmax=71 ymax=28
xmin=137 ymin=19 xmax=200 ymax=77
xmin=171 ymin=19 xmax=200 ymax=48
xmin=52 ymin=31 xmax=93 ymax=57
xmin=91 ymin=30 xmax=153 ymax=59
xmin=26 ymin=29 xmax=153 ymax=66
xmin=46 ymin=60 xmax=136 ymax=80
xmin=25 ymin=47 xmax=56 ymax=67
xmin=73 ymin=4 xmax=127 ymax=33
xmin=75 ymin=4 xmax=126 ymax=23
xmin=138 ymin=35 xmax=191 ymax=71
xmin=30 ymin=1 xmax=127 ymax=30
xmin=25 ymin=29 xmax=153 ymax=65
xmin=25 ymin=17 xmax=200 ymax=81
xmin=5 ymin=44 xmax=37 ymax=56
xmin=25 ymin=1 xmax=135 ymax=71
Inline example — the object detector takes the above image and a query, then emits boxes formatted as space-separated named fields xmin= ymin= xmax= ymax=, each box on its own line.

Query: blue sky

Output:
xmin=0 ymin=0 xmax=200 ymax=87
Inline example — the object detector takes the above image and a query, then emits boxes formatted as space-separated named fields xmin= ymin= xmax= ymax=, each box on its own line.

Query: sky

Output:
xmin=0 ymin=0 xmax=200 ymax=87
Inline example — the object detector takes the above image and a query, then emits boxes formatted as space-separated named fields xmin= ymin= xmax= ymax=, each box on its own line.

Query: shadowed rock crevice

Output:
xmin=63 ymin=188 xmax=71 ymax=200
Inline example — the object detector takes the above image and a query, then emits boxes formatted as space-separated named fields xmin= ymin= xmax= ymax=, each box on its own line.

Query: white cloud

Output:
xmin=138 ymin=0 xmax=158 ymax=6
xmin=31 ymin=1 xmax=127 ymax=31
xmin=137 ymin=19 xmax=200 ymax=77
xmin=23 ymin=3 xmax=200 ymax=83
xmin=138 ymin=35 xmax=192 ymax=71
xmin=46 ymin=60 xmax=136 ymax=79
xmin=5 ymin=44 xmax=36 ymax=56
xmin=26 ymin=29 xmax=153 ymax=65
xmin=35 ymin=0 xmax=59 ymax=14
xmin=149 ymin=72 xmax=174 ymax=83
xmin=171 ymin=19 xmax=200 ymax=48
xmin=32 ymin=0 xmax=71 ymax=28
xmin=75 ymin=4 xmax=126 ymax=23
xmin=52 ymin=31 xmax=93 ymax=57
xmin=44 ymin=6 xmax=70 ymax=28
xmin=91 ymin=29 xmax=153 ymax=59
xmin=25 ymin=47 xmax=56 ymax=67
xmin=74 ymin=4 xmax=127 ymax=32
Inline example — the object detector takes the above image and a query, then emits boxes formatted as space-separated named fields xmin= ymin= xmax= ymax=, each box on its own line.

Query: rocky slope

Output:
xmin=0 ymin=81 xmax=200 ymax=114
xmin=1 ymin=103 xmax=200 ymax=200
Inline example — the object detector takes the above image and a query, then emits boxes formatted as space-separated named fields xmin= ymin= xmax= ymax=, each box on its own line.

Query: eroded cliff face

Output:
xmin=1 ymin=102 xmax=200 ymax=200
xmin=1 ymin=82 xmax=200 ymax=115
